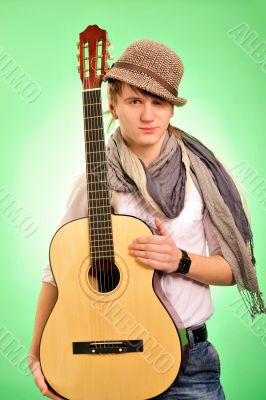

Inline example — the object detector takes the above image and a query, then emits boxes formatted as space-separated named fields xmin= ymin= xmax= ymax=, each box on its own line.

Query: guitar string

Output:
xmin=83 ymin=88 xmax=94 ymax=346
xmin=90 ymin=87 xmax=103 ymax=347
xmin=87 ymin=87 xmax=103 ymax=347
xmin=85 ymin=86 xmax=114 ymax=346
xmin=93 ymin=85 xmax=114 ymax=345
xmin=84 ymin=88 xmax=99 ymax=347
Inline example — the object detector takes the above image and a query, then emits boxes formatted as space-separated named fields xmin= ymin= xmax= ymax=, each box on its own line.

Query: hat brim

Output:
xmin=104 ymin=67 xmax=187 ymax=107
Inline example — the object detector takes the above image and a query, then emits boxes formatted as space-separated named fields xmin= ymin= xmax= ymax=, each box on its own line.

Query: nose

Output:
xmin=140 ymin=102 xmax=155 ymax=122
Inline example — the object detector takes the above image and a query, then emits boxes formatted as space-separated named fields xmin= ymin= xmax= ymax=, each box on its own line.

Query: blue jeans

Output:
xmin=150 ymin=340 xmax=226 ymax=400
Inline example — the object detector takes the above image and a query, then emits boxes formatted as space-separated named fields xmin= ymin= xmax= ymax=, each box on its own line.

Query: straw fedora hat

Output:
xmin=104 ymin=39 xmax=187 ymax=107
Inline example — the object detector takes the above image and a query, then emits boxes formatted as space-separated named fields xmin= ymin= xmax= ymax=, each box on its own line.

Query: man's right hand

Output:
xmin=30 ymin=360 xmax=65 ymax=400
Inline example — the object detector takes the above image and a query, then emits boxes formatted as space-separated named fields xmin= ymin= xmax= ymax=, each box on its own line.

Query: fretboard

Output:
xmin=83 ymin=88 xmax=114 ymax=261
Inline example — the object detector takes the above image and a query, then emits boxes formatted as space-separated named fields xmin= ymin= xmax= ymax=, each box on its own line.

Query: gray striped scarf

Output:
xmin=106 ymin=125 xmax=265 ymax=318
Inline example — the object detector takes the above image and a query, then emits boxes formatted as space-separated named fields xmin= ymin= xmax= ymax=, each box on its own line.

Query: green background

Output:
xmin=1 ymin=0 xmax=266 ymax=398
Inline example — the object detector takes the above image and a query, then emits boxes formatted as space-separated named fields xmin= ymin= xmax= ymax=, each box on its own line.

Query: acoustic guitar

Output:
xmin=40 ymin=24 xmax=181 ymax=400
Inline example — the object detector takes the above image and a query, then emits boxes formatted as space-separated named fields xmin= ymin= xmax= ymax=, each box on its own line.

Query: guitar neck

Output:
xmin=82 ymin=88 xmax=114 ymax=260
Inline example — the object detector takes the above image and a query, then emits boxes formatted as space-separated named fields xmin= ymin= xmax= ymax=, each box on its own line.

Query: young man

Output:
xmin=29 ymin=39 xmax=265 ymax=399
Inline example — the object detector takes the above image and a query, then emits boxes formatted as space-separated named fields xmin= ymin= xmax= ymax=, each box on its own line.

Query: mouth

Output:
xmin=139 ymin=127 xmax=158 ymax=132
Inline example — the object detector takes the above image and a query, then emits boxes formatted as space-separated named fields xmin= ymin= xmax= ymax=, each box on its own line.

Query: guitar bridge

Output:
xmin=72 ymin=340 xmax=143 ymax=354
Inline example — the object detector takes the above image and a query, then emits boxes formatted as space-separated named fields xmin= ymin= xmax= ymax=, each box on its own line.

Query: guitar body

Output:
xmin=40 ymin=214 xmax=181 ymax=400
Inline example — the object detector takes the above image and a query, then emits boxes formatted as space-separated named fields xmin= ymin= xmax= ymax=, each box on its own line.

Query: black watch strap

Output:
xmin=175 ymin=248 xmax=191 ymax=275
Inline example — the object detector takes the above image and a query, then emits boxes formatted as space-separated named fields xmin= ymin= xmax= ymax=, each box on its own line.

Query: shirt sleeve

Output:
xmin=42 ymin=171 xmax=88 ymax=286
xmin=203 ymin=207 xmax=223 ymax=256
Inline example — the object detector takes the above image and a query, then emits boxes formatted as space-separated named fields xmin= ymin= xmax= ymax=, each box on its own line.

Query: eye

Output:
xmin=130 ymin=99 xmax=141 ymax=104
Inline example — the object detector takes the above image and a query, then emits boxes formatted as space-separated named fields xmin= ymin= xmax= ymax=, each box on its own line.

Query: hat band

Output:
xmin=114 ymin=62 xmax=177 ymax=97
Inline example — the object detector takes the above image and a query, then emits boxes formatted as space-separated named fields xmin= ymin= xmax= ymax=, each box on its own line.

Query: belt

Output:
xmin=178 ymin=323 xmax=208 ymax=348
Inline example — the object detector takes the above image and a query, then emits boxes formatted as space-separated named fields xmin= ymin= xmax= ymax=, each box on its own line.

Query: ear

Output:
xmin=170 ymin=106 xmax=174 ymax=118
xmin=109 ymin=103 xmax=118 ymax=119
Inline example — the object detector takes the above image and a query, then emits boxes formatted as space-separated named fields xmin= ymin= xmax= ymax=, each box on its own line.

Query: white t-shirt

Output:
xmin=42 ymin=171 xmax=221 ymax=329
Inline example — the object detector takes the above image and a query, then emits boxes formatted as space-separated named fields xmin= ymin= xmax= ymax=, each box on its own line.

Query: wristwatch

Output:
xmin=175 ymin=248 xmax=191 ymax=275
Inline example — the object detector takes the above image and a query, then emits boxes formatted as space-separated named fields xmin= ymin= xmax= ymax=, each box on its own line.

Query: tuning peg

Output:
xmin=106 ymin=53 xmax=114 ymax=60
xmin=77 ymin=53 xmax=80 ymax=61
xmin=76 ymin=42 xmax=80 ymax=49
xmin=77 ymin=66 xmax=80 ymax=73
xmin=106 ymin=40 xmax=112 ymax=49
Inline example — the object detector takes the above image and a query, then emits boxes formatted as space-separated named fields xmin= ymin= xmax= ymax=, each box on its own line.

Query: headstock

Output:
xmin=77 ymin=24 xmax=112 ymax=89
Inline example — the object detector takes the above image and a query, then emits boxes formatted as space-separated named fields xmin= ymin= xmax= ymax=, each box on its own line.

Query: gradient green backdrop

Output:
xmin=1 ymin=0 xmax=266 ymax=399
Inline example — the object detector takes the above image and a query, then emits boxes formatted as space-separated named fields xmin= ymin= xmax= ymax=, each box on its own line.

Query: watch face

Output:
xmin=177 ymin=254 xmax=191 ymax=274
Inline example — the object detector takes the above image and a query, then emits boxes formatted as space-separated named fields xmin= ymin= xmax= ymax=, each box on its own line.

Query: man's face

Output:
xmin=109 ymin=83 xmax=174 ymax=154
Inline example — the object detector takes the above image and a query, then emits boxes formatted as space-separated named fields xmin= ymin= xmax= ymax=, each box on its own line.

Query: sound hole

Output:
xmin=88 ymin=259 xmax=120 ymax=293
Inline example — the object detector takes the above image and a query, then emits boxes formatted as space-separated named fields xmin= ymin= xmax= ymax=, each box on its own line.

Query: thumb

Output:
xmin=155 ymin=217 xmax=169 ymax=236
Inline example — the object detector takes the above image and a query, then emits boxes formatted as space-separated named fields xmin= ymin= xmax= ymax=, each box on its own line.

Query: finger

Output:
xmin=135 ymin=256 xmax=167 ymax=270
xmin=131 ymin=249 xmax=168 ymax=262
xmin=130 ymin=243 xmax=166 ymax=252
xmin=33 ymin=370 xmax=48 ymax=392
xmin=132 ymin=235 xmax=168 ymax=245
xmin=42 ymin=387 xmax=64 ymax=399
xmin=155 ymin=218 xmax=174 ymax=239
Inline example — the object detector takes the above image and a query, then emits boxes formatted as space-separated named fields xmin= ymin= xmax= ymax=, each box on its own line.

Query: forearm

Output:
xmin=28 ymin=282 xmax=58 ymax=367
xmin=184 ymin=251 xmax=236 ymax=286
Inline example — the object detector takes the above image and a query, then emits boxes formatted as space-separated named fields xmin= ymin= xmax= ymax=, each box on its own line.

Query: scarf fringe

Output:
xmin=240 ymin=289 xmax=266 ymax=320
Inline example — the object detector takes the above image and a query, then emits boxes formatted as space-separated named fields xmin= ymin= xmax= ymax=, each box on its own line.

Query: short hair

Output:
xmin=106 ymin=78 xmax=171 ymax=106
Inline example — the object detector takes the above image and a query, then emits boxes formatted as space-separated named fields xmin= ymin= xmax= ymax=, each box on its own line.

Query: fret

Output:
xmin=90 ymin=213 xmax=109 ymax=217
xmin=91 ymin=233 xmax=113 ymax=240
xmin=89 ymin=217 xmax=111 ymax=221
xmin=87 ymin=171 xmax=107 ymax=175
xmin=90 ymin=227 xmax=112 ymax=231
xmin=87 ymin=194 xmax=109 ymax=198
xmin=89 ymin=197 xmax=110 ymax=200
xmin=89 ymin=255 xmax=114 ymax=259
xmin=86 ymin=161 xmax=106 ymax=165
xmin=89 ymin=186 xmax=108 ymax=189
xmin=83 ymin=101 xmax=102 ymax=106
xmin=87 ymin=176 xmax=107 ymax=180
xmin=88 ymin=211 xmax=111 ymax=216
xmin=83 ymin=110 xmax=103 ymax=115
xmin=84 ymin=127 xmax=104 ymax=132
xmin=91 ymin=232 xmax=113 ymax=240
xmin=90 ymin=254 xmax=114 ymax=258
xmin=89 ymin=212 xmax=111 ymax=217
xmin=90 ymin=241 xmax=113 ymax=244
xmin=83 ymin=116 xmax=102 ymax=120
xmin=91 ymin=250 xmax=114 ymax=254
xmin=90 ymin=243 xmax=111 ymax=247
xmin=85 ymin=150 xmax=105 ymax=154
xmin=90 ymin=236 xmax=113 ymax=241
xmin=85 ymin=151 xmax=106 ymax=155
xmin=87 ymin=184 xmax=109 ymax=187
xmin=84 ymin=132 xmax=103 ymax=137
xmin=87 ymin=179 xmax=108 ymax=184
xmin=85 ymin=149 xmax=105 ymax=154
xmin=85 ymin=140 xmax=106 ymax=143
xmin=90 ymin=232 xmax=112 ymax=235
xmin=89 ymin=228 xmax=112 ymax=231
xmin=84 ymin=134 xmax=104 ymax=138
xmin=89 ymin=225 xmax=112 ymax=229
xmin=87 ymin=203 xmax=110 ymax=208
xmin=86 ymin=167 xmax=107 ymax=172
xmin=87 ymin=201 xmax=110 ymax=206
xmin=88 ymin=199 xmax=110 ymax=203
xmin=90 ymin=237 xmax=113 ymax=241
xmin=90 ymin=245 xmax=114 ymax=248
xmin=88 ymin=198 xmax=110 ymax=202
